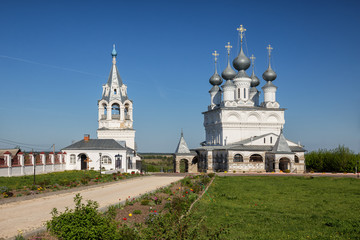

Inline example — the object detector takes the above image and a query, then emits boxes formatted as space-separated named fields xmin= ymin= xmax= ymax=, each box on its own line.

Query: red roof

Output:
xmin=3 ymin=151 xmax=11 ymax=154
xmin=50 ymin=152 xmax=54 ymax=154
xmin=63 ymin=152 xmax=67 ymax=154
xmin=40 ymin=152 xmax=45 ymax=154
xmin=18 ymin=152 xmax=24 ymax=155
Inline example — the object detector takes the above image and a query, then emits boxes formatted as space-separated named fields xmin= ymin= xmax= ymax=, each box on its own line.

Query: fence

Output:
xmin=0 ymin=152 xmax=66 ymax=177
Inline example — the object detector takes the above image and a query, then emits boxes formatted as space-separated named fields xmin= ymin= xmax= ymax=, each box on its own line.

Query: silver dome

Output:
xmin=221 ymin=62 xmax=237 ymax=80
xmin=262 ymin=65 xmax=277 ymax=81
xmin=209 ymin=72 xmax=223 ymax=86
xmin=233 ymin=47 xmax=251 ymax=71
xmin=250 ymin=70 xmax=260 ymax=87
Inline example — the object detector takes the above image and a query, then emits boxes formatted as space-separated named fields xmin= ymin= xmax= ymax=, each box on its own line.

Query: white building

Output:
xmin=193 ymin=25 xmax=305 ymax=173
xmin=62 ymin=45 xmax=139 ymax=172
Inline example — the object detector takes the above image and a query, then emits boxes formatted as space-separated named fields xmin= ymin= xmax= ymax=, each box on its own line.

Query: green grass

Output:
xmin=0 ymin=170 xmax=99 ymax=190
xmin=191 ymin=176 xmax=360 ymax=240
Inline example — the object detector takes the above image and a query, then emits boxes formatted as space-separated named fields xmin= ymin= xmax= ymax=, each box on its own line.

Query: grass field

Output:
xmin=191 ymin=176 xmax=360 ymax=240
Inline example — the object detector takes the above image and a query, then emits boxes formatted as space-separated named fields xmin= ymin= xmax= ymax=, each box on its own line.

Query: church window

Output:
xmin=238 ymin=89 xmax=240 ymax=99
xmin=70 ymin=154 xmax=76 ymax=164
xmin=111 ymin=103 xmax=120 ymax=119
xmin=101 ymin=156 xmax=112 ymax=164
xmin=127 ymin=157 xmax=132 ymax=169
xmin=125 ymin=103 xmax=130 ymax=120
xmin=234 ymin=154 xmax=243 ymax=162
xmin=264 ymin=138 xmax=266 ymax=143
xmin=295 ymin=155 xmax=299 ymax=163
xmin=250 ymin=154 xmax=263 ymax=162
xmin=114 ymin=89 xmax=117 ymax=95
xmin=270 ymin=137 xmax=273 ymax=144
xmin=244 ymin=88 xmax=246 ymax=99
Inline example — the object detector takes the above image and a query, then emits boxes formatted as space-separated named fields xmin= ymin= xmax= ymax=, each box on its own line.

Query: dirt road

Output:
xmin=0 ymin=175 xmax=183 ymax=239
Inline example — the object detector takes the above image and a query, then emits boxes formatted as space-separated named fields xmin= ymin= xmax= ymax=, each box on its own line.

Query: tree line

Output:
xmin=305 ymin=145 xmax=360 ymax=173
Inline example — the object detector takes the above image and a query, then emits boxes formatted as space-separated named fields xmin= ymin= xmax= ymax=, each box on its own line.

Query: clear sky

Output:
xmin=0 ymin=0 xmax=359 ymax=153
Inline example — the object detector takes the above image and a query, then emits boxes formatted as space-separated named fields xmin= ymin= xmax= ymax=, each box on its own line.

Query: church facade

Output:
xmin=192 ymin=25 xmax=305 ymax=173
xmin=62 ymin=45 xmax=139 ymax=172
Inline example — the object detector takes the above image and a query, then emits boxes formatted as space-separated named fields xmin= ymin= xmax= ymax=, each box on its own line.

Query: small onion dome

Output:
xmin=233 ymin=47 xmax=251 ymax=71
xmin=111 ymin=45 xmax=117 ymax=57
xmin=221 ymin=62 xmax=236 ymax=80
xmin=209 ymin=71 xmax=223 ymax=86
xmin=262 ymin=65 xmax=277 ymax=81
xmin=250 ymin=71 xmax=260 ymax=87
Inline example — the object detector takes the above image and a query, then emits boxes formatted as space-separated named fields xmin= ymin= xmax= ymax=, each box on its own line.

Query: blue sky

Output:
xmin=0 ymin=0 xmax=359 ymax=153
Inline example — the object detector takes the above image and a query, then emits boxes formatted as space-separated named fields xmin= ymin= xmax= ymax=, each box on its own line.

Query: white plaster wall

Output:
xmin=97 ymin=129 xmax=136 ymax=150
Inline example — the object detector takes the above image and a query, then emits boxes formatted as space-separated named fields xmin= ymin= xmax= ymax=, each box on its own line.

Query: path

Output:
xmin=0 ymin=175 xmax=183 ymax=239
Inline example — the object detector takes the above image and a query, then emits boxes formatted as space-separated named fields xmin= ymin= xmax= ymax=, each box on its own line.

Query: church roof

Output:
xmin=101 ymin=45 xmax=128 ymax=103
xmin=271 ymin=129 xmax=293 ymax=154
xmin=62 ymin=139 xmax=127 ymax=151
xmin=175 ymin=131 xmax=191 ymax=154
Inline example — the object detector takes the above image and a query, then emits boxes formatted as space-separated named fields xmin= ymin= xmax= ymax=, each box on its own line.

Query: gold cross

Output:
xmin=212 ymin=50 xmax=219 ymax=63
xmin=225 ymin=42 xmax=232 ymax=55
xmin=250 ymin=54 xmax=256 ymax=66
xmin=237 ymin=24 xmax=246 ymax=42
xmin=267 ymin=44 xmax=273 ymax=57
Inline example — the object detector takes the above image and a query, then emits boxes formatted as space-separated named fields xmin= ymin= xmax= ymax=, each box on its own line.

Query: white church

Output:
xmin=175 ymin=25 xmax=305 ymax=173
xmin=62 ymin=45 xmax=140 ymax=172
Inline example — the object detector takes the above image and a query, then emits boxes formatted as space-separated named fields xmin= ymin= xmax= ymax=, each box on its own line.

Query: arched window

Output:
xmin=250 ymin=154 xmax=263 ymax=162
xmin=295 ymin=155 xmax=299 ymax=163
xmin=124 ymin=103 xmax=130 ymax=120
xmin=114 ymin=89 xmax=117 ymax=95
xmin=70 ymin=154 xmax=76 ymax=164
xmin=234 ymin=154 xmax=243 ymax=162
xmin=111 ymin=103 xmax=120 ymax=119
xmin=102 ymin=103 xmax=107 ymax=117
xmin=101 ymin=156 xmax=112 ymax=164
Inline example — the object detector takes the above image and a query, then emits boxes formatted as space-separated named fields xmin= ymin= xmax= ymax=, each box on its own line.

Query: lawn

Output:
xmin=191 ymin=176 xmax=360 ymax=240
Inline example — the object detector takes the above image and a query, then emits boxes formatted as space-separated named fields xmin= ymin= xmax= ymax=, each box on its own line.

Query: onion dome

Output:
xmin=111 ymin=44 xmax=117 ymax=57
xmin=209 ymin=50 xmax=223 ymax=86
xmin=250 ymin=70 xmax=260 ymax=87
xmin=233 ymin=47 xmax=251 ymax=71
xmin=209 ymin=85 xmax=220 ymax=92
xmin=222 ymin=62 xmax=236 ymax=80
xmin=223 ymin=79 xmax=235 ymax=87
xmin=209 ymin=70 xmax=222 ymax=86
xmin=262 ymin=66 xmax=277 ymax=81
xmin=262 ymin=44 xmax=277 ymax=81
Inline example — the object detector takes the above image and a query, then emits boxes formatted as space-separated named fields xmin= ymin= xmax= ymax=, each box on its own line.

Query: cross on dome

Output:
xmin=237 ymin=24 xmax=246 ymax=42
xmin=267 ymin=44 xmax=273 ymax=58
xmin=212 ymin=50 xmax=219 ymax=63
xmin=225 ymin=42 xmax=232 ymax=55
xmin=250 ymin=54 xmax=256 ymax=67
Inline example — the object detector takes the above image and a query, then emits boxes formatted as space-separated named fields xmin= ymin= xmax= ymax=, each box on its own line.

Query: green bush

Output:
xmin=306 ymin=145 xmax=360 ymax=172
xmin=133 ymin=209 xmax=142 ymax=214
xmin=141 ymin=199 xmax=150 ymax=205
xmin=47 ymin=194 xmax=121 ymax=239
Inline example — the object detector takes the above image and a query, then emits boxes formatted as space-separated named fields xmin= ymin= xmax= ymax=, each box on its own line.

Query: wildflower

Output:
xmin=186 ymin=191 xmax=188 ymax=194
xmin=190 ymin=189 xmax=193 ymax=192
xmin=129 ymin=213 xmax=132 ymax=217
xmin=123 ymin=217 xmax=127 ymax=220
xmin=154 ymin=210 xmax=157 ymax=213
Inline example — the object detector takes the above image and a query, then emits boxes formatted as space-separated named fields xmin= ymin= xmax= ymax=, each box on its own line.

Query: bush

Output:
xmin=47 ymin=194 xmax=120 ymax=239
xmin=306 ymin=145 xmax=360 ymax=173
xmin=133 ymin=209 xmax=142 ymax=214
xmin=141 ymin=199 xmax=150 ymax=205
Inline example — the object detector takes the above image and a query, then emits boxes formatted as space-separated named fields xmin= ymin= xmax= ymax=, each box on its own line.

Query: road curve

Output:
xmin=0 ymin=175 xmax=183 ymax=239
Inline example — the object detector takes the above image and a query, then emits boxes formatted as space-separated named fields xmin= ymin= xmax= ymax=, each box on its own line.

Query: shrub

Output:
xmin=141 ymin=199 xmax=150 ymax=205
xmin=133 ymin=209 xmax=142 ymax=215
xmin=47 ymin=194 xmax=120 ymax=239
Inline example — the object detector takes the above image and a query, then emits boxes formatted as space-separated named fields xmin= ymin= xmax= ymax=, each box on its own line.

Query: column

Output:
xmin=207 ymin=151 xmax=214 ymax=173
xmin=19 ymin=152 xmax=24 ymax=175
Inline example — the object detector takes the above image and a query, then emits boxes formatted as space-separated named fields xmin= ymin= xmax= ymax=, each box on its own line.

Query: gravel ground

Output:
xmin=0 ymin=175 xmax=183 ymax=239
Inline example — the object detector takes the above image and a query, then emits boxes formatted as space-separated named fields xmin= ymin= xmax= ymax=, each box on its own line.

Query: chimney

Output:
xmin=84 ymin=134 xmax=90 ymax=142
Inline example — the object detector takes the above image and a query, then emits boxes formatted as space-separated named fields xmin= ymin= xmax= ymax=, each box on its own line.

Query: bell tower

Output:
xmin=97 ymin=45 xmax=136 ymax=150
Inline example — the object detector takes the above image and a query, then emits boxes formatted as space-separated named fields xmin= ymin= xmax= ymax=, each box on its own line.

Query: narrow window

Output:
xmin=244 ymin=88 xmax=246 ymax=99
xmin=114 ymin=89 xmax=117 ymax=94
xmin=264 ymin=138 xmax=266 ymax=144
xmin=238 ymin=89 xmax=240 ymax=99
xmin=270 ymin=137 xmax=272 ymax=144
